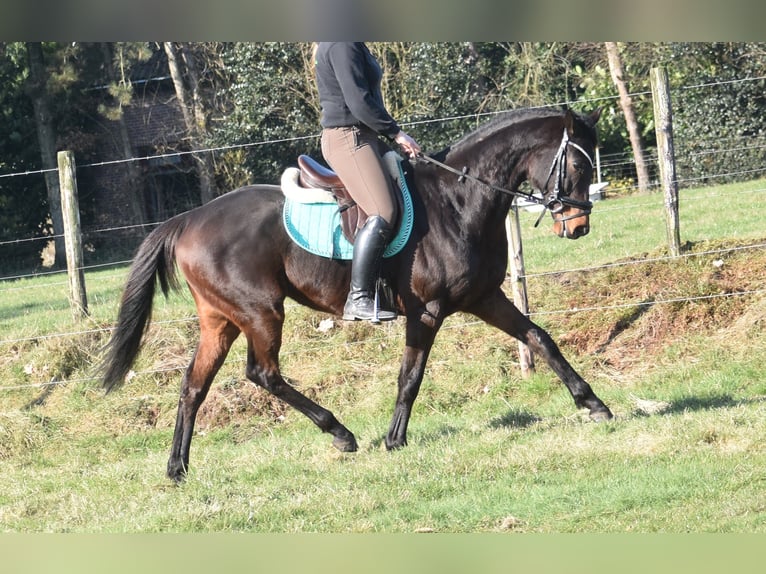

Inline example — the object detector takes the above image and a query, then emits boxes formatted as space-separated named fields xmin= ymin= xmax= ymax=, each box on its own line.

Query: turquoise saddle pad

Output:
xmin=282 ymin=160 xmax=414 ymax=260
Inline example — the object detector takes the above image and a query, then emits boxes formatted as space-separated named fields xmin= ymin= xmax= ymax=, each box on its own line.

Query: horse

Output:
xmin=100 ymin=106 xmax=613 ymax=482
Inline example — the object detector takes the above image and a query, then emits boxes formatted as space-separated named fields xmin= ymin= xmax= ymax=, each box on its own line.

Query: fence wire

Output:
xmin=3 ymin=78 xmax=766 ymax=393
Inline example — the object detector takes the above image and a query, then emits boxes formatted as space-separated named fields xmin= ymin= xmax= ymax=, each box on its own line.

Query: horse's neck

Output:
xmin=438 ymin=147 xmax=522 ymax=227
xmin=418 ymin=166 xmax=515 ymax=236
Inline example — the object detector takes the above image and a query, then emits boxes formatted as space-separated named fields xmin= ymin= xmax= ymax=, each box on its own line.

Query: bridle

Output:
xmin=540 ymin=128 xmax=594 ymax=224
xmin=416 ymin=128 xmax=595 ymax=227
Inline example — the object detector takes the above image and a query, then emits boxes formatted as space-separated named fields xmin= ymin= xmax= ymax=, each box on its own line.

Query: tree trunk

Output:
xmin=100 ymin=43 xmax=147 ymax=227
xmin=26 ymin=42 xmax=66 ymax=268
xmin=179 ymin=43 xmax=218 ymax=203
xmin=605 ymin=42 xmax=651 ymax=194
xmin=163 ymin=42 xmax=217 ymax=204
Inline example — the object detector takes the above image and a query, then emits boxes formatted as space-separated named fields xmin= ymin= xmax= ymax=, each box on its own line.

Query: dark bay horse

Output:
xmin=101 ymin=107 xmax=613 ymax=482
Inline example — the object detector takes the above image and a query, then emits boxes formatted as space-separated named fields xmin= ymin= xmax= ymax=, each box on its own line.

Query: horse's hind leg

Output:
xmin=167 ymin=313 xmax=240 ymax=482
xmin=242 ymin=311 xmax=358 ymax=452
xmin=469 ymin=290 xmax=613 ymax=421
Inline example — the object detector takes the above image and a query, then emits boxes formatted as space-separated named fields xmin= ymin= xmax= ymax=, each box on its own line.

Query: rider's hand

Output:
xmin=394 ymin=130 xmax=421 ymax=159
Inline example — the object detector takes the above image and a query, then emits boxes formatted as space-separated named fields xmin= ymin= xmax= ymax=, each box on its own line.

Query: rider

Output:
xmin=314 ymin=42 xmax=421 ymax=323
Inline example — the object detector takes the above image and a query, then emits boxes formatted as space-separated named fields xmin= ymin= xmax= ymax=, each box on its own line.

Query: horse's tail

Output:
xmin=100 ymin=215 xmax=188 ymax=393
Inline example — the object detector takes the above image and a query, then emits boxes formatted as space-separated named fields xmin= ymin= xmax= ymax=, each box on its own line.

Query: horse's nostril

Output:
xmin=569 ymin=224 xmax=589 ymax=239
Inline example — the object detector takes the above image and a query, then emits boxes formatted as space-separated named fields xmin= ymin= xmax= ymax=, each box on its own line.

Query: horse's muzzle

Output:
xmin=555 ymin=215 xmax=590 ymax=239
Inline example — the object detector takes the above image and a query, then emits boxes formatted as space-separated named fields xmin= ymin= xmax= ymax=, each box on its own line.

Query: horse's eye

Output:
xmin=568 ymin=166 xmax=584 ymax=180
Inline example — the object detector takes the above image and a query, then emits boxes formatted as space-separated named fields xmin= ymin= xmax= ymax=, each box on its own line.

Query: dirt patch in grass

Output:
xmin=196 ymin=381 xmax=288 ymax=431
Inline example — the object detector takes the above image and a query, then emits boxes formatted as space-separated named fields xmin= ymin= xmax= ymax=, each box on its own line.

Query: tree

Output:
xmin=99 ymin=42 xmax=150 ymax=225
xmin=25 ymin=42 xmax=66 ymax=267
xmin=660 ymin=42 xmax=766 ymax=186
xmin=163 ymin=41 xmax=219 ymax=203
xmin=605 ymin=42 xmax=651 ymax=193
xmin=569 ymin=42 xmax=658 ymax=191
xmin=212 ymin=42 xmax=321 ymax=186
xmin=368 ymin=42 xmax=491 ymax=150
xmin=0 ymin=43 xmax=50 ymax=271
xmin=6 ymin=42 xmax=766 ymax=275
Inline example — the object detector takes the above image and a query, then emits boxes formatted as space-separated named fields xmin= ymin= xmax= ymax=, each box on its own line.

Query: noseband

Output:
xmin=416 ymin=127 xmax=595 ymax=226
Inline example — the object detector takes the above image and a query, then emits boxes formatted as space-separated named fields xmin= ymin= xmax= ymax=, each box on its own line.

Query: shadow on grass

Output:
xmin=633 ymin=393 xmax=764 ymax=418
xmin=663 ymin=393 xmax=746 ymax=415
xmin=489 ymin=409 xmax=541 ymax=429
xmin=370 ymin=425 xmax=462 ymax=450
xmin=0 ymin=299 xmax=69 ymax=323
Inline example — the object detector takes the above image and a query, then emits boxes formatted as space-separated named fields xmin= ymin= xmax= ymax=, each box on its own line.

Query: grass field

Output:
xmin=1 ymin=179 xmax=765 ymax=533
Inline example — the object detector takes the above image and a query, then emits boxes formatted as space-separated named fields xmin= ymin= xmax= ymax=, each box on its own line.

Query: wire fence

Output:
xmin=2 ymin=76 xmax=766 ymax=393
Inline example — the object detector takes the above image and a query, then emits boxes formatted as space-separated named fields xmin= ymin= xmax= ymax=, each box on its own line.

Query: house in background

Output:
xmin=87 ymin=48 xmax=202 ymax=234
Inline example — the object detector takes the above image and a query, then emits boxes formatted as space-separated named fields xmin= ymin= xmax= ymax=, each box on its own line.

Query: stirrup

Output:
xmin=343 ymin=290 xmax=396 ymax=324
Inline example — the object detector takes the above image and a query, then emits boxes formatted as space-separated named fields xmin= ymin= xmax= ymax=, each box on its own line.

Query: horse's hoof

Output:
xmin=166 ymin=461 xmax=188 ymax=484
xmin=166 ymin=470 xmax=187 ymax=484
xmin=589 ymin=407 xmax=614 ymax=422
xmin=332 ymin=434 xmax=358 ymax=452
xmin=384 ymin=437 xmax=407 ymax=451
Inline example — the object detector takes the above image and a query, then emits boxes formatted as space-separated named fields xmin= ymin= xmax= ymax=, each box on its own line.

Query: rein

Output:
xmin=417 ymin=128 xmax=594 ymax=227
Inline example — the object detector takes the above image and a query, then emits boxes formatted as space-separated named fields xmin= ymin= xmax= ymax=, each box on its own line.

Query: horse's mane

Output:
xmin=449 ymin=107 xmax=565 ymax=153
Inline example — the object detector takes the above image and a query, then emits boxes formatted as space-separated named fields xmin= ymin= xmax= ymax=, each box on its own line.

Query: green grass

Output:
xmin=1 ymin=179 xmax=766 ymax=532
xmin=518 ymin=178 xmax=766 ymax=271
xmin=4 ymin=387 xmax=766 ymax=532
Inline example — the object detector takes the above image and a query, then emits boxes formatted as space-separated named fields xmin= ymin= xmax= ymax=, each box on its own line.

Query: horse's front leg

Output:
xmin=386 ymin=304 xmax=444 ymax=449
xmin=469 ymin=289 xmax=613 ymax=421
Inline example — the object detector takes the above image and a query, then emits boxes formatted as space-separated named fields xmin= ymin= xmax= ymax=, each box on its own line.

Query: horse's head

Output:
xmin=532 ymin=108 xmax=601 ymax=240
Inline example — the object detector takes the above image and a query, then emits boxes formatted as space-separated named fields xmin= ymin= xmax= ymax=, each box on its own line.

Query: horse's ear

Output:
xmin=565 ymin=107 xmax=600 ymax=134
xmin=564 ymin=108 xmax=576 ymax=135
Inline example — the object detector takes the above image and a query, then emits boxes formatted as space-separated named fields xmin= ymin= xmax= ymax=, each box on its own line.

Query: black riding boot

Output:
xmin=343 ymin=215 xmax=397 ymax=323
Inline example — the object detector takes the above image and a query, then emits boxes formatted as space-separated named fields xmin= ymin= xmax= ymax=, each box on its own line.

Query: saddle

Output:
xmin=296 ymin=154 xmax=405 ymax=245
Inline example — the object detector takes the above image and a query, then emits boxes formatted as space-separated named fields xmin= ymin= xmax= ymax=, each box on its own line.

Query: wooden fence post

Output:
xmin=507 ymin=205 xmax=535 ymax=377
xmin=57 ymin=150 xmax=89 ymax=320
xmin=650 ymin=67 xmax=682 ymax=256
